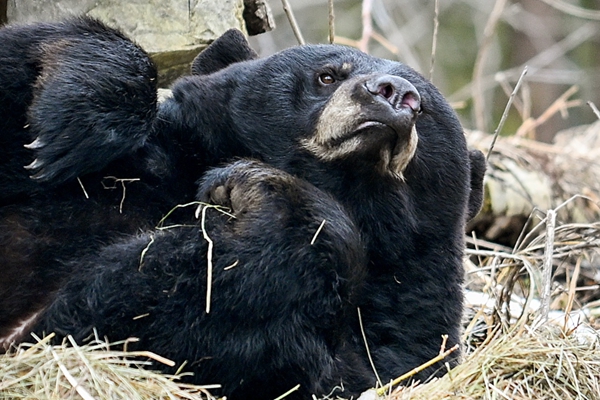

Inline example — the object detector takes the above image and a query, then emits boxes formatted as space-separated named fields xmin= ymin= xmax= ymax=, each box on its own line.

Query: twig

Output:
xmin=516 ymin=85 xmax=582 ymax=138
xmin=358 ymin=0 xmax=373 ymax=53
xmin=51 ymin=348 xmax=96 ymax=400
xmin=539 ymin=209 xmax=556 ymax=323
xmin=310 ymin=219 xmax=327 ymax=245
xmin=328 ymin=0 xmax=335 ymax=44
xmin=119 ymin=179 xmax=140 ymax=213
xmin=333 ymin=36 xmax=358 ymax=47
xmin=139 ymin=234 xmax=155 ymax=270
xmin=199 ymin=205 xmax=214 ymax=314
xmin=450 ymin=23 xmax=595 ymax=104
xmin=539 ymin=0 xmax=600 ymax=20
xmin=357 ymin=307 xmax=382 ymax=387
xmin=439 ymin=334 xmax=448 ymax=353
xmin=281 ymin=0 xmax=305 ymax=45
xmin=498 ymin=78 xmax=525 ymax=119
xmin=486 ymin=66 xmax=528 ymax=161
xmin=274 ymin=384 xmax=301 ymax=400
xmin=370 ymin=31 xmax=399 ymax=55
xmin=77 ymin=177 xmax=89 ymax=199
xmin=587 ymin=101 xmax=600 ymax=120
xmin=563 ymin=258 xmax=581 ymax=333
xmin=429 ymin=0 xmax=439 ymax=81
xmin=473 ymin=0 xmax=508 ymax=132
xmin=375 ymin=343 xmax=460 ymax=396
xmin=101 ymin=176 xmax=141 ymax=213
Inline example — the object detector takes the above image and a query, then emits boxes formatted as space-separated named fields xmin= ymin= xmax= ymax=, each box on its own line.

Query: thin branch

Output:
xmin=486 ymin=66 xmax=528 ymax=162
xmin=516 ymin=85 xmax=582 ymax=138
xmin=281 ymin=0 xmax=305 ymax=45
xmin=77 ymin=177 xmax=89 ymax=199
xmin=371 ymin=31 xmax=399 ymax=55
xmin=328 ymin=0 xmax=335 ymax=44
xmin=587 ymin=101 xmax=600 ymax=120
xmin=539 ymin=0 xmax=600 ymax=20
xmin=274 ymin=384 xmax=301 ymax=400
xmin=376 ymin=343 xmax=460 ymax=396
xmin=429 ymin=0 xmax=439 ymax=81
xmin=358 ymin=0 xmax=374 ymax=53
xmin=199 ymin=205 xmax=214 ymax=314
xmin=473 ymin=0 xmax=508 ymax=132
xmin=539 ymin=209 xmax=556 ymax=324
xmin=357 ymin=307 xmax=382 ymax=387
xmin=310 ymin=219 xmax=327 ymax=245
xmin=333 ymin=35 xmax=359 ymax=47
xmin=563 ymin=257 xmax=581 ymax=333
xmin=450 ymin=23 xmax=596 ymax=104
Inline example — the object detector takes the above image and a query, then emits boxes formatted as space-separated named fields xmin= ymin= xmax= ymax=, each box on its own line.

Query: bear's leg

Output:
xmin=0 ymin=17 xmax=157 ymax=190
xmin=33 ymin=160 xmax=372 ymax=399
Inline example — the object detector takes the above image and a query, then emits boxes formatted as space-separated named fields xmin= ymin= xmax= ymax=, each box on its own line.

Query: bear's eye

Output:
xmin=319 ymin=73 xmax=336 ymax=85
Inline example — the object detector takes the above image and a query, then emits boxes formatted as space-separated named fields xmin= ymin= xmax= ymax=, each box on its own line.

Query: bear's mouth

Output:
xmin=355 ymin=120 xmax=387 ymax=131
xmin=302 ymin=117 xmax=418 ymax=180
xmin=348 ymin=119 xmax=419 ymax=180
xmin=326 ymin=120 xmax=391 ymax=147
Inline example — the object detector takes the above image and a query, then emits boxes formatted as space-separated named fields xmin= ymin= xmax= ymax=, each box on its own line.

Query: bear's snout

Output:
xmin=364 ymin=75 xmax=421 ymax=113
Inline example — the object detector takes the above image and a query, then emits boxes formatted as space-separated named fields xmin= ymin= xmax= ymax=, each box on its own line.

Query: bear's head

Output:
xmin=173 ymin=31 xmax=467 ymax=184
xmin=167 ymin=30 xmax=483 ymax=222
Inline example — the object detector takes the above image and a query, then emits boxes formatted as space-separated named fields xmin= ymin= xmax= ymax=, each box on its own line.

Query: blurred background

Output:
xmin=250 ymin=0 xmax=600 ymax=142
xmin=3 ymin=0 xmax=599 ymax=140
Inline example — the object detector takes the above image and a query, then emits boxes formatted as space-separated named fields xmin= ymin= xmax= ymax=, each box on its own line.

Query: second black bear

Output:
xmin=0 ymin=17 xmax=486 ymax=400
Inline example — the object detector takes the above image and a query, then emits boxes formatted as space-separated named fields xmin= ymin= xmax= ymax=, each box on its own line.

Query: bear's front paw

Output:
xmin=198 ymin=159 xmax=294 ymax=216
xmin=22 ymin=138 xmax=55 ymax=181
xmin=22 ymin=135 xmax=98 ymax=183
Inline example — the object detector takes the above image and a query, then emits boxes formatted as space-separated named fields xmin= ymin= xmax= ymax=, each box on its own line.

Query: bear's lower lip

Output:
xmin=355 ymin=121 xmax=387 ymax=131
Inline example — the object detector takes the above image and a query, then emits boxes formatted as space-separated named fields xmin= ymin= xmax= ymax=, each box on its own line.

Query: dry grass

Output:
xmin=3 ymin=217 xmax=599 ymax=400
xmin=0 ymin=334 xmax=217 ymax=400
xmin=388 ymin=327 xmax=600 ymax=400
xmin=379 ymin=212 xmax=600 ymax=400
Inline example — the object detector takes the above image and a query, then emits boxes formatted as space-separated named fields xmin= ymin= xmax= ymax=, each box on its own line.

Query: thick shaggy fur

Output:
xmin=0 ymin=17 xmax=486 ymax=399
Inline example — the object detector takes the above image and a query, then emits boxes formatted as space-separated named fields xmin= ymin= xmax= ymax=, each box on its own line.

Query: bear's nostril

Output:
xmin=401 ymin=91 xmax=420 ymax=112
xmin=365 ymin=76 xmax=421 ymax=113
xmin=378 ymin=84 xmax=394 ymax=100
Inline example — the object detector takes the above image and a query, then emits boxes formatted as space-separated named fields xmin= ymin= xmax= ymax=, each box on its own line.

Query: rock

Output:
xmin=5 ymin=0 xmax=273 ymax=86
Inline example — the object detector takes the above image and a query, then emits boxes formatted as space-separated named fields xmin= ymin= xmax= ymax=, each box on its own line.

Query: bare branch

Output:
xmin=539 ymin=0 xmax=600 ymax=20
xmin=281 ymin=0 xmax=305 ymax=45
xmin=358 ymin=0 xmax=374 ymax=53
xmin=328 ymin=0 xmax=335 ymax=44
xmin=486 ymin=66 xmax=528 ymax=162
xmin=429 ymin=0 xmax=439 ymax=81
xmin=588 ymin=101 xmax=600 ymax=120
xmin=472 ymin=0 xmax=508 ymax=132
xmin=516 ymin=85 xmax=582 ymax=138
xmin=538 ymin=209 xmax=556 ymax=324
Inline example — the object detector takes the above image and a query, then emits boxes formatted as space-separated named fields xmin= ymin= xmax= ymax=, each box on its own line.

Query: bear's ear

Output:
xmin=191 ymin=29 xmax=258 ymax=76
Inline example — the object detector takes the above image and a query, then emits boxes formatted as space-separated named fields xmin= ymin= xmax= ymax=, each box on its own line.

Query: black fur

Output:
xmin=36 ymin=160 xmax=372 ymax=399
xmin=191 ymin=29 xmax=258 ymax=75
xmin=0 ymin=17 xmax=486 ymax=399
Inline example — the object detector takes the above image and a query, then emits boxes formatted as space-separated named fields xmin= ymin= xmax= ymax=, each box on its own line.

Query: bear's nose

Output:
xmin=365 ymin=75 xmax=421 ymax=113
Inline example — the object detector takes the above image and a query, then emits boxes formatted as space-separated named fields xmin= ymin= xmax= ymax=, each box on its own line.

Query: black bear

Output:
xmin=0 ymin=17 xmax=486 ymax=400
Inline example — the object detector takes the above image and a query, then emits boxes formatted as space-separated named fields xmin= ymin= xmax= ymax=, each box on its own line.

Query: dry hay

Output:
xmin=379 ymin=212 xmax=600 ymax=400
xmin=3 ymin=219 xmax=600 ymax=400
xmin=0 ymin=334 xmax=217 ymax=400
xmin=386 ymin=327 xmax=600 ymax=400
